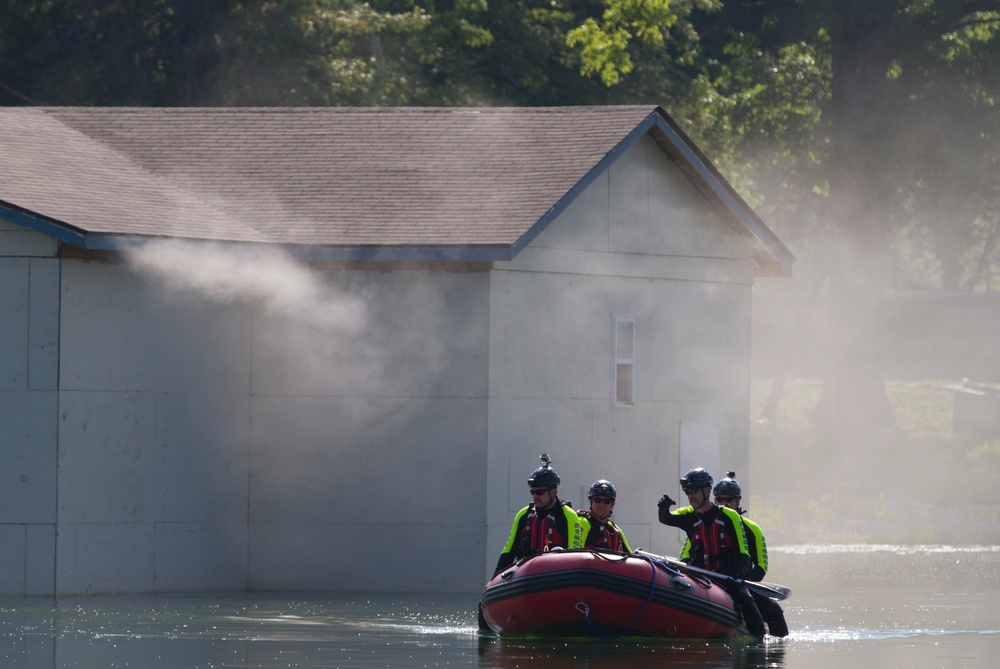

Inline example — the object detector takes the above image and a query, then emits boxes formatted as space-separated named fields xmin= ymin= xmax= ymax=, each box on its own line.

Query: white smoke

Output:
xmin=123 ymin=240 xmax=367 ymax=334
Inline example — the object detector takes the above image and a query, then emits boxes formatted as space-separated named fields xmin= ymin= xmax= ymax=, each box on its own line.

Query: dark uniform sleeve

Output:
xmin=493 ymin=552 xmax=515 ymax=576
xmin=741 ymin=517 xmax=768 ymax=582
xmin=658 ymin=505 xmax=697 ymax=531
xmin=732 ymin=553 xmax=751 ymax=579
xmin=493 ymin=508 xmax=530 ymax=577
xmin=720 ymin=508 xmax=752 ymax=579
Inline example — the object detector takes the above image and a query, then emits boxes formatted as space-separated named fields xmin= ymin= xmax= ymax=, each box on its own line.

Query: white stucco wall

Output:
xmin=0 ymin=221 xmax=59 ymax=596
xmin=485 ymin=135 xmax=754 ymax=574
xmin=56 ymin=261 xmax=253 ymax=593
xmin=51 ymin=261 xmax=491 ymax=595
xmin=1 ymin=130 xmax=761 ymax=596
xmin=244 ymin=268 xmax=489 ymax=592
xmin=3 ymin=220 xmax=493 ymax=595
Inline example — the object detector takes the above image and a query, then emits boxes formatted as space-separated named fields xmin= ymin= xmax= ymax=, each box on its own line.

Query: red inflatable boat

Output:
xmin=479 ymin=549 xmax=749 ymax=638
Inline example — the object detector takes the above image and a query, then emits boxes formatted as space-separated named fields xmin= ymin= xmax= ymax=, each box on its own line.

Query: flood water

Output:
xmin=1 ymin=545 xmax=997 ymax=668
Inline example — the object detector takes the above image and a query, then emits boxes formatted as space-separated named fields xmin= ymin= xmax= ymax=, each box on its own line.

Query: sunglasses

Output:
xmin=530 ymin=488 xmax=551 ymax=496
xmin=590 ymin=497 xmax=614 ymax=505
xmin=715 ymin=495 xmax=737 ymax=503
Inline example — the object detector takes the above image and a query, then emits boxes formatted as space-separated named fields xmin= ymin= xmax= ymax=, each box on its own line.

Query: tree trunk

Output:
xmin=813 ymin=4 xmax=899 ymax=474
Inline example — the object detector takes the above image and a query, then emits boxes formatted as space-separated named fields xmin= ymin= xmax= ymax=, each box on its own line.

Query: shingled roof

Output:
xmin=0 ymin=106 xmax=791 ymax=275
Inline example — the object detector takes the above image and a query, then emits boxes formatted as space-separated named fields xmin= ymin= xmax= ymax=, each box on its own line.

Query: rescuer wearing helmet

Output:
xmin=698 ymin=471 xmax=789 ymax=637
xmin=711 ymin=472 xmax=767 ymax=578
xmin=658 ymin=467 xmax=767 ymax=640
xmin=577 ymin=479 xmax=633 ymax=554
xmin=492 ymin=454 xmax=583 ymax=576
xmin=679 ymin=472 xmax=765 ymax=573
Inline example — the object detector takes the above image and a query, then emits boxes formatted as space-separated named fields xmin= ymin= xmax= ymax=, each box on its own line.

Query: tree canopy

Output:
xmin=4 ymin=0 xmax=1000 ymax=455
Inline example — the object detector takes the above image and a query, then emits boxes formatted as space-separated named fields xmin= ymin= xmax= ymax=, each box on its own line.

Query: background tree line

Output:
xmin=4 ymin=1 xmax=997 ymax=289
xmin=3 ymin=0 xmax=1000 ymax=454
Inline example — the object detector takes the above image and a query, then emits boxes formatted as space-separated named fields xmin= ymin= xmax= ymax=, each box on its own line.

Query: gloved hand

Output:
xmin=577 ymin=509 xmax=592 ymax=519
xmin=657 ymin=494 xmax=676 ymax=510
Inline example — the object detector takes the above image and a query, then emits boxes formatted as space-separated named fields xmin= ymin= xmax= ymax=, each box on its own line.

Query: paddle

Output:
xmin=634 ymin=549 xmax=792 ymax=602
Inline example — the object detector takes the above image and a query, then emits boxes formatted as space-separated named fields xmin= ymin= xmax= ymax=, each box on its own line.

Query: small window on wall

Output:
xmin=613 ymin=314 xmax=635 ymax=407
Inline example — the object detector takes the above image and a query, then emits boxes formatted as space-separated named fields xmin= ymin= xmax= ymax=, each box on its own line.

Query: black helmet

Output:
xmin=713 ymin=471 xmax=742 ymax=498
xmin=587 ymin=479 xmax=617 ymax=500
xmin=680 ymin=468 xmax=713 ymax=493
xmin=527 ymin=453 xmax=560 ymax=489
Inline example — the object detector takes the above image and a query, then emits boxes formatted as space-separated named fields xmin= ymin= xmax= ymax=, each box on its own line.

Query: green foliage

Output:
xmin=560 ymin=0 xmax=1000 ymax=293
xmin=940 ymin=10 xmax=1000 ymax=61
xmin=752 ymin=379 xmax=958 ymax=447
xmin=693 ymin=32 xmax=833 ymax=271
xmin=967 ymin=440 xmax=1000 ymax=487
xmin=0 ymin=1 xmax=434 ymax=105
xmin=566 ymin=0 xmax=676 ymax=86
xmin=968 ymin=439 xmax=1000 ymax=458
xmin=6 ymin=0 xmax=1000 ymax=543
xmin=886 ymin=381 xmax=954 ymax=438
xmin=566 ymin=18 xmax=635 ymax=86
xmin=751 ymin=378 xmax=999 ymax=543
xmin=4 ymin=0 xmax=1000 ymax=292
xmin=750 ymin=379 xmax=822 ymax=435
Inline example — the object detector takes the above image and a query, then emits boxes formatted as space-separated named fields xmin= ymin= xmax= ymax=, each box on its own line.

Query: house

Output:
xmin=0 ymin=106 xmax=792 ymax=596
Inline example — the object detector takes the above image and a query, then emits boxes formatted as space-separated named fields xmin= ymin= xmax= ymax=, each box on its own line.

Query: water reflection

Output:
xmin=478 ymin=637 xmax=787 ymax=668
xmin=0 ymin=545 xmax=997 ymax=668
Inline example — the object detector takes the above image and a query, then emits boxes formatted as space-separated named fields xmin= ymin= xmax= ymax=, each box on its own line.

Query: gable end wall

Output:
xmin=485 ymin=135 xmax=755 ymax=570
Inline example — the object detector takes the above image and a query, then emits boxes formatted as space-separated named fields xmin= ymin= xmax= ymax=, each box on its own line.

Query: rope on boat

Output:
xmin=578 ymin=552 xmax=658 ymax=641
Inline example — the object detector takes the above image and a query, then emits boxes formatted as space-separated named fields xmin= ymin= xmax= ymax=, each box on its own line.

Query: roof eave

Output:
xmin=78 ymin=233 xmax=516 ymax=263
xmin=646 ymin=110 xmax=794 ymax=277
xmin=512 ymin=110 xmax=662 ymax=257
xmin=0 ymin=201 xmax=87 ymax=246
xmin=510 ymin=107 xmax=794 ymax=277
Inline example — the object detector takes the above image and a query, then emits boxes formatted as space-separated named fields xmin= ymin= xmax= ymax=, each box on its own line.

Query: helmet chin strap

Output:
xmin=692 ymin=488 xmax=713 ymax=512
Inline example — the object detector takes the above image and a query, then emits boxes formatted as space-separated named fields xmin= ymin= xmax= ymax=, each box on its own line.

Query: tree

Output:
xmin=0 ymin=1 xmax=433 ymax=106
xmin=569 ymin=1 xmax=1000 ymax=472
xmin=0 ymin=1 xmax=710 ymax=108
xmin=8 ymin=1 xmax=998 ymax=468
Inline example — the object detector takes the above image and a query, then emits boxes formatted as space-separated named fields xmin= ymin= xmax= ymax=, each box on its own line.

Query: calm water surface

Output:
xmin=1 ymin=545 xmax=997 ymax=669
